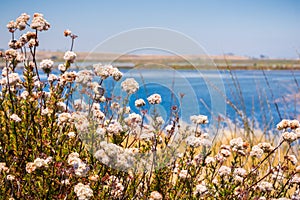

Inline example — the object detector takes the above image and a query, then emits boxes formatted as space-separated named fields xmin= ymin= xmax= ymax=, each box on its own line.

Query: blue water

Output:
xmin=111 ymin=69 xmax=300 ymax=129
xmin=16 ymin=68 xmax=300 ymax=130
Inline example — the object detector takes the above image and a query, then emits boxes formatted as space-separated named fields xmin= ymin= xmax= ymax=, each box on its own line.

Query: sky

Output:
xmin=0 ymin=0 xmax=299 ymax=58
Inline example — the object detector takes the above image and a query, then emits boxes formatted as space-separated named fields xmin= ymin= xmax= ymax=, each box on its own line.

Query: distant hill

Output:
xmin=0 ymin=51 xmax=299 ymax=70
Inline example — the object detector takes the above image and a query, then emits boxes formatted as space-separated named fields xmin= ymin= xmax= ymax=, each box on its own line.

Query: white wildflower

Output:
xmin=68 ymin=131 xmax=76 ymax=138
xmin=1 ymin=73 xmax=21 ymax=86
xmin=74 ymin=99 xmax=89 ymax=111
xmin=190 ymin=115 xmax=209 ymax=124
xmin=41 ymin=107 xmax=49 ymax=115
xmin=74 ymin=161 xmax=89 ymax=177
xmin=193 ymin=183 xmax=208 ymax=196
xmin=0 ymin=163 xmax=8 ymax=172
xmin=59 ymin=71 xmax=77 ymax=84
xmin=124 ymin=113 xmax=142 ymax=126
xmin=179 ymin=169 xmax=189 ymax=179
xmin=218 ymin=166 xmax=231 ymax=176
xmin=185 ymin=135 xmax=202 ymax=148
xmin=107 ymin=121 xmax=123 ymax=135
xmin=155 ymin=116 xmax=165 ymax=126
xmin=258 ymin=142 xmax=274 ymax=152
xmin=39 ymin=59 xmax=54 ymax=73
xmin=250 ymin=145 xmax=264 ymax=158
xmin=30 ymin=13 xmax=50 ymax=31
xmin=121 ymin=78 xmax=139 ymax=94
xmin=93 ymin=63 xmax=111 ymax=79
xmin=277 ymin=119 xmax=290 ymax=130
xmin=149 ymin=191 xmax=163 ymax=200
xmin=26 ymin=162 xmax=36 ymax=173
xmin=63 ymin=51 xmax=77 ymax=63
xmin=257 ymin=181 xmax=273 ymax=192
xmin=58 ymin=64 xmax=67 ymax=72
xmin=88 ymin=174 xmax=99 ymax=181
xmin=58 ymin=112 xmax=71 ymax=124
xmin=290 ymin=120 xmax=300 ymax=129
xmin=110 ymin=67 xmax=123 ymax=81
xmin=67 ymin=152 xmax=81 ymax=165
xmin=72 ymin=112 xmax=89 ymax=132
xmin=282 ymin=131 xmax=297 ymax=143
xmin=10 ymin=114 xmax=21 ymax=122
xmin=205 ymin=156 xmax=216 ymax=165
xmin=135 ymin=98 xmax=146 ymax=107
xmin=7 ymin=175 xmax=15 ymax=181
xmin=57 ymin=101 xmax=67 ymax=111
xmin=230 ymin=137 xmax=245 ymax=152
xmin=76 ymin=70 xmax=93 ymax=85
xmin=74 ymin=183 xmax=93 ymax=200
xmin=147 ymin=93 xmax=162 ymax=104
xmin=234 ymin=168 xmax=247 ymax=177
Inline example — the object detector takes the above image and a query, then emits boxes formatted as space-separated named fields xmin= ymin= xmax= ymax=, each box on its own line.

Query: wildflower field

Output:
xmin=1 ymin=13 xmax=300 ymax=200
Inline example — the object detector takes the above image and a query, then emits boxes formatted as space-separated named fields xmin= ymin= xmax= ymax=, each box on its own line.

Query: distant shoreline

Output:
xmin=1 ymin=51 xmax=299 ymax=70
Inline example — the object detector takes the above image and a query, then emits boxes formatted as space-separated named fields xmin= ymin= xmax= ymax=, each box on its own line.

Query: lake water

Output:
xmin=17 ymin=68 xmax=300 ymax=130
xmin=114 ymin=68 xmax=300 ymax=130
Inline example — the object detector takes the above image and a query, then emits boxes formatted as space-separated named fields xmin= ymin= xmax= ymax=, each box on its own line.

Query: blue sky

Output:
xmin=0 ymin=0 xmax=299 ymax=58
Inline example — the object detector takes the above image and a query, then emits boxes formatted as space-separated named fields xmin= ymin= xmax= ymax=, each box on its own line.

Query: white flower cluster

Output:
xmin=282 ymin=131 xmax=298 ymax=143
xmin=74 ymin=183 xmax=93 ymax=200
xmin=233 ymin=168 xmax=247 ymax=182
xmin=250 ymin=145 xmax=264 ymax=158
xmin=218 ymin=165 xmax=231 ymax=176
xmin=190 ymin=115 xmax=208 ymax=124
xmin=67 ymin=152 xmax=89 ymax=177
xmin=76 ymin=70 xmax=93 ymax=85
xmin=0 ymin=73 xmax=21 ymax=87
xmin=147 ymin=93 xmax=162 ymax=104
xmin=92 ymin=103 xmax=105 ymax=123
xmin=121 ymin=78 xmax=139 ymax=94
xmin=3 ymin=49 xmax=24 ymax=63
xmin=277 ymin=119 xmax=300 ymax=130
xmin=30 ymin=13 xmax=50 ymax=31
xmin=59 ymin=71 xmax=77 ymax=84
xmin=0 ymin=163 xmax=9 ymax=172
xmin=39 ymin=59 xmax=54 ymax=73
xmin=7 ymin=13 xmax=30 ymax=32
xmin=258 ymin=142 xmax=274 ymax=153
xmin=63 ymin=51 xmax=77 ymax=63
xmin=149 ymin=191 xmax=163 ymax=200
xmin=220 ymin=145 xmax=231 ymax=157
xmin=26 ymin=157 xmax=52 ymax=173
xmin=185 ymin=135 xmax=211 ymax=148
xmin=107 ymin=121 xmax=123 ymax=135
xmin=10 ymin=114 xmax=21 ymax=122
xmin=93 ymin=64 xmax=123 ymax=81
xmin=94 ymin=141 xmax=137 ymax=170
xmin=72 ymin=112 xmax=89 ymax=132
xmin=193 ymin=183 xmax=208 ymax=196
xmin=257 ymin=181 xmax=273 ymax=192
xmin=135 ymin=98 xmax=146 ymax=107
xmin=204 ymin=156 xmax=216 ymax=165
xmin=124 ymin=113 xmax=142 ymax=127
xmin=229 ymin=137 xmax=247 ymax=155
xmin=179 ymin=169 xmax=189 ymax=179
xmin=58 ymin=112 xmax=72 ymax=124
